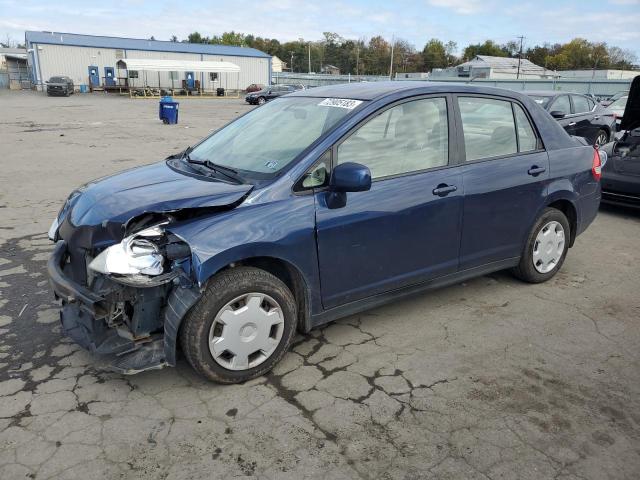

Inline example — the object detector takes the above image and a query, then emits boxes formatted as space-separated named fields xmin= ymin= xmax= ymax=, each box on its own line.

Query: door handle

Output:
xmin=432 ymin=184 xmax=457 ymax=197
xmin=527 ymin=165 xmax=546 ymax=176
xmin=593 ymin=115 xmax=600 ymax=120
xmin=568 ymin=122 xmax=577 ymax=126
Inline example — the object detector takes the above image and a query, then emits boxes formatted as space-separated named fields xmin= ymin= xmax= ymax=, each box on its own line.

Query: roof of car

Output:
xmin=288 ymin=81 xmax=534 ymax=101
xmin=522 ymin=91 xmax=559 ymax=97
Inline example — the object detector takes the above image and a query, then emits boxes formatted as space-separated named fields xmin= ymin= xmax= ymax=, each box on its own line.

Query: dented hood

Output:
xmin=68 ymin=161 xmax=252 ymax=227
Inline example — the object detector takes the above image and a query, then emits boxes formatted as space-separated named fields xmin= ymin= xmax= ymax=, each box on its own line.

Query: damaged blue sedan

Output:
xmin=48 ymin=82 xmax=602 ymax=383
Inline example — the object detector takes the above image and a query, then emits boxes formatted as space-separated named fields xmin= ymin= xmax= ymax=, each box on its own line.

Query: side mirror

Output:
xmin=550 ymin=110 xmax=565 ymax=119
xmin=330 ymin=162 xmax=371 ymax=193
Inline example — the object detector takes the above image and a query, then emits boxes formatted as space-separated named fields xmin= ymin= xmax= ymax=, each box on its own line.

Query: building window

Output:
xmin=169 ymin=71 xmax=179 ymax=80
xmin=128 ymin=70 xmax=139 ymax=79
xmin=209 ymin=72 xmax=218 ymax=81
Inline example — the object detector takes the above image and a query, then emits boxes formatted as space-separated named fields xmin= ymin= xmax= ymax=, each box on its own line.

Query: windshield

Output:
xmin=189 ymin=97 xmax=362 ymax=177
xmin=49 ymin=77 xmax=66 ymax=83
xmin=528 ymin=95 xmax=553 ymax=108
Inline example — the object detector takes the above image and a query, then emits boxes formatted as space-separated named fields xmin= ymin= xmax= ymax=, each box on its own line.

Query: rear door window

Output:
xmin=571 ymin=95 xmax=591 ymax=114
xmin=550 ymin=95 xmax=571 ymax=116
xmin=458 ymin=97 xmax=518 ymax=161
xmin=513 ymin=104 xmax=538 ymax=152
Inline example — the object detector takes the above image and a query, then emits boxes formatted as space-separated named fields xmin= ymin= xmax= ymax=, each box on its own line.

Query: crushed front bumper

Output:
xmin=48 ymin=240 xmax=201 ymax=374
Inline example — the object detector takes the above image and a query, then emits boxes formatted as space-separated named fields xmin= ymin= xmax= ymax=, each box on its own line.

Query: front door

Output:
xmin=88 ymin=66 xmax=99 ymax=87
xmin=185 ymin=72 xmax=195 ymax=89
xmin=315 ymin=96 xmax=463 ymax=309
xmin=104 ymin=67 xmax=115 ymax=86
xmin=456 ymin=95 xmax=550 ymax=269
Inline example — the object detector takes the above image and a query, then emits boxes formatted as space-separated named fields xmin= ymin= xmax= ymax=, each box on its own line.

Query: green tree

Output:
xmin=220 ymin=31 xmax=245 ymax=46
xmin=462 ymin=40 xmax=507 ymax=60
xmin=187 ymin=32 xmax=205 ymax=44
xmin=422 ymin=39 xmax=448 ymax=71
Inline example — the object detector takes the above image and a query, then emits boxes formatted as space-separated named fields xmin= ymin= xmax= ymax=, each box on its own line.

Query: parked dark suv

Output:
xmin=46 ymin=76 xmax=74 ymax=96
xmin=48 ymin=82 xmax=602 ymax=383
xmin=524 ymin=91 xmax=616 ymax=146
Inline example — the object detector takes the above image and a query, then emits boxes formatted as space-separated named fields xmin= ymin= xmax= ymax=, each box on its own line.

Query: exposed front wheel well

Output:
xmin=547 ymin=199 xmax=577 ymax=247
xmin=219 ymin=257 xmax=310 ymax=333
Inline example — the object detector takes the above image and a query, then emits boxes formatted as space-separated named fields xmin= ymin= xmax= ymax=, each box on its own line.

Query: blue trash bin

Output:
xmin=159 ymin=100 xmax=179 ymax=124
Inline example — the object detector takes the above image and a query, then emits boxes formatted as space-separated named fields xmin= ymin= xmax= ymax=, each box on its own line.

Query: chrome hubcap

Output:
xmin=208 ymin=293 xmax=284 ymax=371
xmin=532 ymin=221 xmax=565 ymax=274
xmin=595 ymin=133 xmax=607 ymax=146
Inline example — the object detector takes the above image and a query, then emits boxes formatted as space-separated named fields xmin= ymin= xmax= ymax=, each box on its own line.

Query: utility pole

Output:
xmin=308 ymin=43 xmax=311 ymax=74
xmin=290 ymin=51 xmax=294 ymax=73
xmin=516 ymin=35 xmax=524 ymax=79
xmin=356 ymin=43 xmax=360 ymax=77
xmin=389 ymin=35 xmax=395 ymax=80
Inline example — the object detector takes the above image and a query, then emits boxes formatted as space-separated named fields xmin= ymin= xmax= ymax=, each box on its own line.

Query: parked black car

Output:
xmin=245 ymin=84 xmax=304 ymax=105
xmin=601 ymin=76 xmax=640 ymax=206
xmin=524 ymin=91 xmax=616 ymax=146
xmin=600 ymin=91 xmax=628 ymax=107
xmin=46 ymin=76 xmax=74 ymax=96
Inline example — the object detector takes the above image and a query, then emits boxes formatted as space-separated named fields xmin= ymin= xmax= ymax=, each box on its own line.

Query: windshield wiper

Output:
xmin=185 ymin=156 xmax=243 ymax=184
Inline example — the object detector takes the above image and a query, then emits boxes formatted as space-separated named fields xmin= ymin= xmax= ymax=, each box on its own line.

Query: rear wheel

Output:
xmin=180 ymin=267 xmax=297 ymax=383
xmin=595 ymin=129 xmax=608 ymax=147
xmin=512 ymin=208 xmax=570 ymax=283
xmin=257 ymin=96 xmax=266 ymax=105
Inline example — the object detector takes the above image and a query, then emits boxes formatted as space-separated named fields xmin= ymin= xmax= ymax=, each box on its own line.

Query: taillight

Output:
xmin=592 ymin=148 xmax=602 ymax=181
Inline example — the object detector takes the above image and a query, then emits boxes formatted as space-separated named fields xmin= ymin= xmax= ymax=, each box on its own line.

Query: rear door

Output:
xmin=314 ymin=95 xmax=463 ymax=308
xmin=571 ymin=94 xmax=598 ymax=143
xmin=456 ymin=95 xmax=549 ymax=270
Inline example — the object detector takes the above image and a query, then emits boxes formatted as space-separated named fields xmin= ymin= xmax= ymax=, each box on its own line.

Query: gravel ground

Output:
xmin=0 ymin=90 xmax=639 ymax=480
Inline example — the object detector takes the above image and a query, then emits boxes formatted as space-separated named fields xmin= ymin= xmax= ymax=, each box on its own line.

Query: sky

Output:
xmin=1 ymin=0 xmax=639 ymax=58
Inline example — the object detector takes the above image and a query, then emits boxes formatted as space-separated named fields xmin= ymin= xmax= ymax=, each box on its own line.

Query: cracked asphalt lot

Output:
xmin=1 ymin=91 xmax=639 ymax=479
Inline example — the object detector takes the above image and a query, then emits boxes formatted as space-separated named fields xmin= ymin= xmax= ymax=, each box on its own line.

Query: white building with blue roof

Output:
xmin=25 ymin=31 xmax=272 ymax=92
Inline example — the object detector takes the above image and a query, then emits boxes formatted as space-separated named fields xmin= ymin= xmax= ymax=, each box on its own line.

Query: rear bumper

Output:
xmin=47 ymin=240 xmax=201 ymax=373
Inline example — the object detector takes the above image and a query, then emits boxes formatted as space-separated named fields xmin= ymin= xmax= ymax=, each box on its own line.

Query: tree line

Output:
xmin=176 ymin=32 xmax=638 ymax=75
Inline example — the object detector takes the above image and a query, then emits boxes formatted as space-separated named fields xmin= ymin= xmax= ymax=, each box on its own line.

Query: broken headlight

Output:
xmin=88 ymin=225 xmax=190 ymax=286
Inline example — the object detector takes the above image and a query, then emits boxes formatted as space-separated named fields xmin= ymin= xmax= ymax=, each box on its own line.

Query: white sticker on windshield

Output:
xmin=318 ymin=98 xmax=363 ymax=109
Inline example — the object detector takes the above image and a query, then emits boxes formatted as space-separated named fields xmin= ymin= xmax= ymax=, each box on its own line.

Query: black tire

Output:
xmin=594 ymin=129 xmax=608 ymax=147
xmin=180 ymin=266 xmax=297 ymax=383
xmin=511 ymin=207 xmax=571 ymax=283
xmin=257 ymin=96 xmax=266 ymax=105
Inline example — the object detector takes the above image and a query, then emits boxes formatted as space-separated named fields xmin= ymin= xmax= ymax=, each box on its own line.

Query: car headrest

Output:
xmin=492 ymin=126 xmax=515 ymax=144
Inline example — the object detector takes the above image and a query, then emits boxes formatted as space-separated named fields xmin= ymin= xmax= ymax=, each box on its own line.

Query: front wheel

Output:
xmin=180 ymin=267 xmax=297 ymax=383
xmin=512 ymin=208 xmax=570 ymax=283
xmin=594 ymin=129 xmax=608 ymax=147
xmin=257 ymin=96 xmax=266 ymax=105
